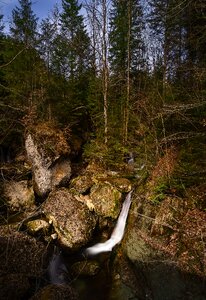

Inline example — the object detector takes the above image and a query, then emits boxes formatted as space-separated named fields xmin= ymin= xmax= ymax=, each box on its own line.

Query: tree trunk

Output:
xmin=123 ymin=0 xmax=131 ymax=144
xmin=102 ymin=0 xmax=108 ymax=144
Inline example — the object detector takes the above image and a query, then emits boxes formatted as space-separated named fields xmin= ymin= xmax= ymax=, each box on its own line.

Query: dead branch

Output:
xmin=0 ymin=48 xmax=26 ymax=69
xmin=161 ymin=131 xmax=205 ymax=143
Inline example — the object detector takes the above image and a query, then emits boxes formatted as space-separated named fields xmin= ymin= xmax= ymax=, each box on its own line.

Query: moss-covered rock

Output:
xmin=42 ymin=188 xmax=96 ymax=250
xmin=70 ymin=175 xmax=94 ymax=194
xmin=26 ymin=219 xmax=50 ymax=236
xmin=89 ymin=183 xmax=122 ymax=219
xmin=71 ymin=260 xmax=100 ymax=277
xmin=125 ymin=183 xmax=206 ymax=278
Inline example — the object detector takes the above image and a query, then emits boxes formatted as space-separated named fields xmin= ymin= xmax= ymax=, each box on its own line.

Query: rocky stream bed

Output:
xmin=0 ymin=123 xmax=206 ymax=300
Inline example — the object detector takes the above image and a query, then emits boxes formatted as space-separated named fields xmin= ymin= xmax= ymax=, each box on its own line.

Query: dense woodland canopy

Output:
xmin=0 ymin=0 xmax=205 ymax=187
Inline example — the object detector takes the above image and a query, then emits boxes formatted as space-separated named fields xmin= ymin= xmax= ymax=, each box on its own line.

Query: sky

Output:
xmin=0 ymin=0 xmax=61 ymax=31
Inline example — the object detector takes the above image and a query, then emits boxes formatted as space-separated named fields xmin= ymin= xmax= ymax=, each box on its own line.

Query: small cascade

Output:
xmin=48 ymin=247 xmax=69 ymax=285
xmin=84 ymin=190 xmax=133 ymax=256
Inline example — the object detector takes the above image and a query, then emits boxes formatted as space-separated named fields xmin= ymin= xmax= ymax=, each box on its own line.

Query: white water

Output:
xmin=84 ymin=190 xmax=133 ymax=256
xmin=48 ymin=248 xmax=68 ymax=285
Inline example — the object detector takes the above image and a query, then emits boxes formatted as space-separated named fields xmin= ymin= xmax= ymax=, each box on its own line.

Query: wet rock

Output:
xmin=3 ymin=180 xmax=36 ymax=212
xmin=30 ymin=284 xmax=79 ymax=300
xmin=89 ymin=183 xmax=122 ymax=219
xmin=25 ymin=123 xmax=71 ymax=197
xmin=26 ymin=218 xmax=50 ymax=235
xmin=71 ymin=260 xmax=100 ymax=277
xmin=110 ymin=254 xmax=150 ymax=300
xmin=42 ymin=188 xmax=96 ymax=250
xmin=0 ymin=273 xmax=30 ymax=300
xmin=0 ymin=225 xmax=48 ymax=276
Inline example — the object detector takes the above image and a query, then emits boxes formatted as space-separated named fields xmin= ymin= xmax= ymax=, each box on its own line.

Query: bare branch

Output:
xmin=161 ymin=131 xmax=205 ymax=143
xmin=0 ymin=48 xmax=26 ymax=69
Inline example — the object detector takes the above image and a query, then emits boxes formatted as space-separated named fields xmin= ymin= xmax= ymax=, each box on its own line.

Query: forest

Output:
xmin=0 ymin=0 xmax=205 ymax=182
xmin=0 ymin=1 xmax=206 ymax=298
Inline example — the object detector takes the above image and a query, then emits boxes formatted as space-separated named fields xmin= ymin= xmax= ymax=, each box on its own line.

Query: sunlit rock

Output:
xmin=3 ymin=180 xmax=36 ymax=212
xmin=26 ymin=219 xmax=50 ymax=235
xmin=105 ymin=177 xmax=132 ymax=193
xmin=70 ymin=175 xmax=94 ymax=194
xmin=25 ymin=123 xmax=71 ymax=197
xmin=42 ymin=188 xmax=96 ymax=250
xmin=89 ymin=183 xmax=122 ymax=219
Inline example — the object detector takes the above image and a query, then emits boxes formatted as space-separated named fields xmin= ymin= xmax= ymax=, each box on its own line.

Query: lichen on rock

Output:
xmin=25 ymin=123 xmax=71 ymax=197
xmin=3 ymin=180 xmax=36 ymax=212
xmin=42 ymin=188 xmax=96 ymax=250
xmin=89 ymin=183 xmax=122 ymax=219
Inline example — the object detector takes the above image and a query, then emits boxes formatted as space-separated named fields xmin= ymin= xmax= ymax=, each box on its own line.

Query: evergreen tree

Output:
xmin=148 ymin=0 xmax=187 ymax=95
xmin=109 ymin=0 xmax=145 ymax=143
xmin=60 ymin=0 xmax=91 ymax=79
xmin=0 ymin=14 xmax=5 ymax=96
xmin=10 ymin=0 xmax=38 ymax=47
xmin=110 ymin=0 xmax=144 ymax=77
xmin=4 ymin=0 xmax=46 ymax=112
xmin=0 ymin=14 xmax=4 ymax=37
xmin=39 ymin=6 xmax=60 ymax=72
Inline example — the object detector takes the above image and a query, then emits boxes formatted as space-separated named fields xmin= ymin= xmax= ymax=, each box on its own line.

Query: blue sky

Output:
xmin=0 ymin=0 xmax=61 ymax=31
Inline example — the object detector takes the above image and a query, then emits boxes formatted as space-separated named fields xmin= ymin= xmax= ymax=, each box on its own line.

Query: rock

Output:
xmin=71 ymin=260 xmax=100 ymax=277
xmin=51 ymin=159 xmax=71 ymax=188
xmin=89 ymin=183 xmax=122 ymax=219
xmin=70 ymin=175 xmax=94 ymax=194
xmin=3 ymin=180 xmax=36 ymax=212
xmin=0 ymin=225 xmax=48 ymax=276
xmin=107 ymin=178 xmax=132 ymax=193
xmin=123 ymin=187 xmax=206 ymax=299
xmin=26 ymin=219 xmax=50 ymax=235
xmin=25 ymin=123 xmax=71 ymax=197
xmin=29 ymin=284 xmax=79 ymax=300
xmin=109 ymin=254 xmax=150 ymax=300
xmin=42 ymin=188 xmax=96 ymax=250
xmin=0 ymin=273 xmax=30 ymax=300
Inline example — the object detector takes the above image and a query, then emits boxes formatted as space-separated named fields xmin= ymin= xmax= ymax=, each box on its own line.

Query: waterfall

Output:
xmin=84 ymin=190 xmax=133 ymax=256
xmin=48 ymin=247 xmax=68 ymax=285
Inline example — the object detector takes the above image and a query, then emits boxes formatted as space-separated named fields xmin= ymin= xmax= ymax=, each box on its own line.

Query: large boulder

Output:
xmin=25 ymin=123 xmax=71 ymax=197
xmin=0 ymin=273 xmax=30 ymax=300
xmin=122 ymin=188 xmax=206 ymax=300
xmin=29 ymin=284 xmax=79 ymax=300
xmin=89 ymin=183 xmax=122 ymax=219
xmin=3 ymin=180 xmax=36 ymax=212
xmin=0 ymin=225 xmax=48 ymax=276
xmin=42 ymin=188 xmax=96 ymax=250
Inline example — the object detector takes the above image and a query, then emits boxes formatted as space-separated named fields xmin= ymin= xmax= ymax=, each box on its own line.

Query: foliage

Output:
xmin=10 ymin=0 xmax=38 ymax=47
xmin=0 ymin=0 xmax=204 ymax=192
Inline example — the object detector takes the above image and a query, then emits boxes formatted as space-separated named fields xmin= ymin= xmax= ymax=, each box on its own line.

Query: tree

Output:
xmin=39 ymin=5 xmax=60 ymax=72
xmin=10 ymin=0 xmax=38 ymax=47
xmin=148 ymin=0 xmax=187 ymax=96
xmin=0 ymin=14 xmax=4 ymax=37
xmin=60 ymin=0 xmax=91 ymax=79
xmin=4 ymin=0 xmax=46 ymax=112
xmin=109 ymin=0 xmax=145 ymax=143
